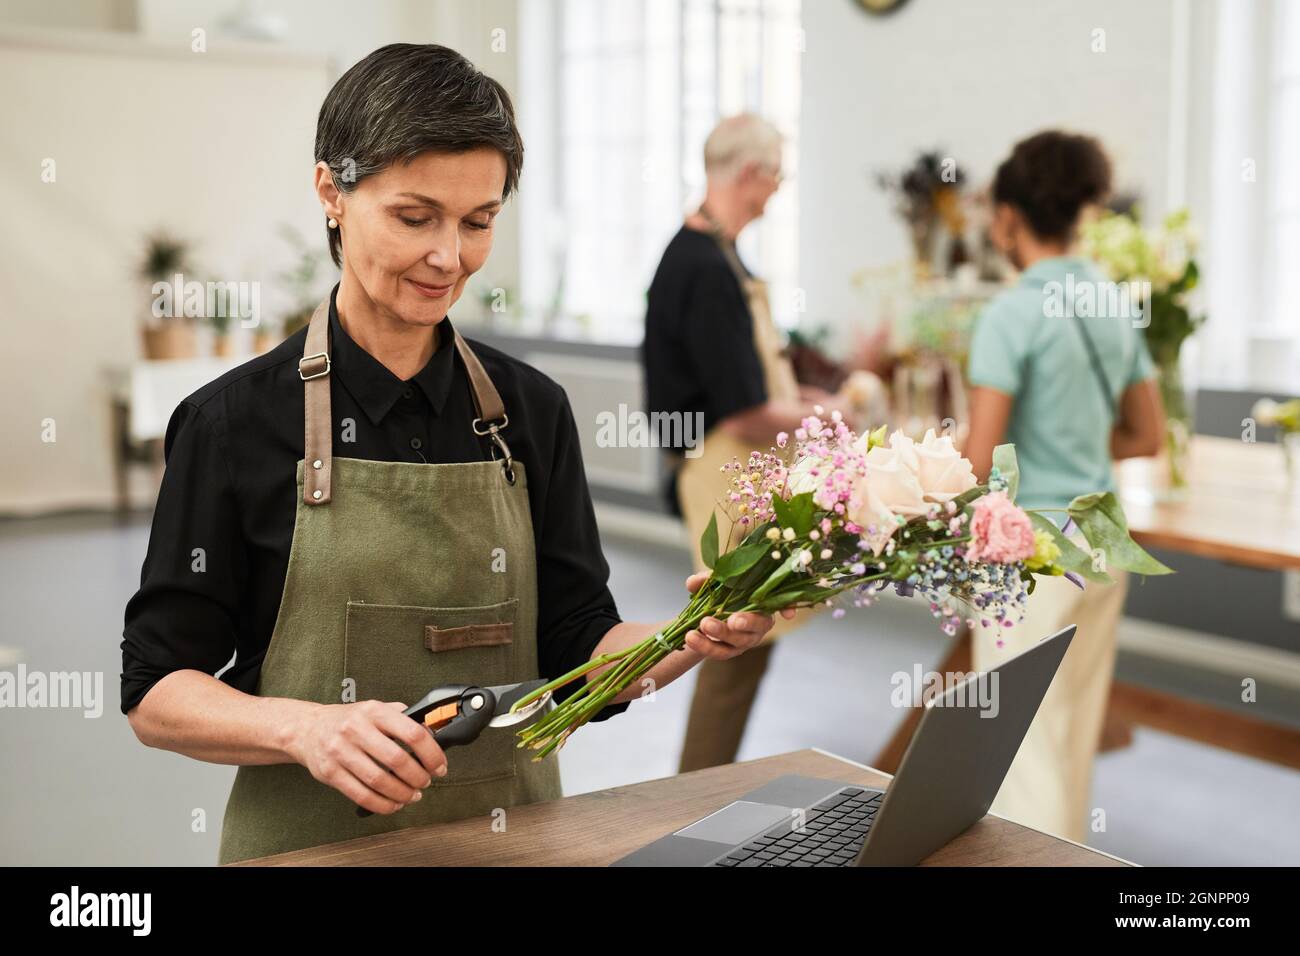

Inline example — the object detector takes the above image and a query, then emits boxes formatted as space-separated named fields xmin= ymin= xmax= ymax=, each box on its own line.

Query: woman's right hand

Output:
xmin=289 ymin=700 xmax=448 ymax=814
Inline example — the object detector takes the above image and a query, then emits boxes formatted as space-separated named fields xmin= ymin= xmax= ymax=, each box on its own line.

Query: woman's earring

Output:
xmin=327 ymin=217 xmax=338 ymax=229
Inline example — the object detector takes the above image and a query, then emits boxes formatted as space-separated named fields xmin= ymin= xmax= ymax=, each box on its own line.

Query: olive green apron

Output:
xmin=218 ymin=296 xmax=562 ymax=865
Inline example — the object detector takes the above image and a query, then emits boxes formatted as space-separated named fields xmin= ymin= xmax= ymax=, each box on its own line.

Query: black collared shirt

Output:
xmin=121 ymin=282 xmax=629 ymax=723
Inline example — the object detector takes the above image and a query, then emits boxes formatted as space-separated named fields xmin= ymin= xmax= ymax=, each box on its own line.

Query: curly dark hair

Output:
xmin=992 ymin=131 xmax=1111 ymax=243
xmin=314 ymin=44 xmax=523 ymax=268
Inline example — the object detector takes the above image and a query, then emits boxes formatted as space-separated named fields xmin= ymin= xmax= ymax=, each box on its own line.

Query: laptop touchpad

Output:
xmin=674 ymin=800 xmax=794 ymax=844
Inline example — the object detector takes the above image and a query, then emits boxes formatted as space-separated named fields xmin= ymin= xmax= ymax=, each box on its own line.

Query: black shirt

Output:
xmin=120 ymin=282 xmax=629 ymax=723
xmin=641 ymin=225 xmax=766 ymax=510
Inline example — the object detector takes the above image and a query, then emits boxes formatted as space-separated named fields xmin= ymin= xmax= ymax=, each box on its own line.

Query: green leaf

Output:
xmin=752 ymin=549 xmax=803 ymax=602
xmin=700 ymin=511 xmax=719 ymax=570
xmin=711 ymin=538 xmax=772 ymax=582
xmin=992 ymin=444 xmax=1020 ymax=501
xmin=1168 ymin=259 xmax=1199 ymax=296
xmin=1066 ymin=492 xmax=1174 ymax=576
xmin=772 ymin=490 xmax=817 ymax=535
xmin=1027 ymin=512 xmax=1113 ymax=584
xmin=759 ymin=581 xmax=833 ymax=609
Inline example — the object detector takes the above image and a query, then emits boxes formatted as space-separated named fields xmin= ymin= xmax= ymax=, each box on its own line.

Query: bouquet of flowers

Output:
xmin=1080 ymin=208 xmax=1205 ymax=490
xmin=1079 ymin=208 xmax=1203 ymax=369
xmin=876 ymin=150 xmax=969 ymax=274
xmin=511 ymin=410 xmax=1172 ymax=758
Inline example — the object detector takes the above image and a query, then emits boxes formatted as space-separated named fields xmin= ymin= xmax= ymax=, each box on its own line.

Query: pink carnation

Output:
xmin=966 ymin=491 xmax=1035 ymax=564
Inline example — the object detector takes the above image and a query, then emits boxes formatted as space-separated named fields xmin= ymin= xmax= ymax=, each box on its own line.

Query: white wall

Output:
xmin=797 ymin=0 xmax=1178 ymax=343
xmin=0 ymin=26 xmax=332 ymax=513
xmin=0 ymin=1 xmax=525 ymax=514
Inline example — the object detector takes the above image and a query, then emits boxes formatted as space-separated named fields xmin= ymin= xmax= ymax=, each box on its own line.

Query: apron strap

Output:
xmin=697 ymin=204 xmax=753 ymax=289
xmin=695 ymin=205 xmax=801 ymax=405
xmin=453 ymin=325 xmax=516 ymax=485
xmin=299 ymin=298 xmax=333 ymax=505
xmin=299 ymin=295 xmax=515 ymax=506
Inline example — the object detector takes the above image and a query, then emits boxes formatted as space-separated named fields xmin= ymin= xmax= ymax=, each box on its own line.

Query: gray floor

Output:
xmin=1 ymin=512 xmax=1297 ymax=866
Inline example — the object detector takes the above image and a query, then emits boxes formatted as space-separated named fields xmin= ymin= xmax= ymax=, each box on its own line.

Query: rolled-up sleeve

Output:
xmin=534 ymin=388 xmax=630 ymax=722
xmin=120 ymin=400 xmax=245 ymax=715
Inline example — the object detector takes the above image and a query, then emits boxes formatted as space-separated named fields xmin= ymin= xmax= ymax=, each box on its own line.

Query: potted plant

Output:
xmin=1081 ymin=208 xmax=1204 ymax=496
xmin=138 ymin=231 xmax=197 ymax=360
xmin=205 ymin=283 xmax=237 ymax=357
xmin=274 ymin=224 xmax=332 ymax=345
xmin=876 ymin=150 xmax=968 ymax=278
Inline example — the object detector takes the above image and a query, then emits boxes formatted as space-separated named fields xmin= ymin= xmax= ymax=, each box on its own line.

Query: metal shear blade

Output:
xmin=485 ymin=679 xmax=553 ymax=728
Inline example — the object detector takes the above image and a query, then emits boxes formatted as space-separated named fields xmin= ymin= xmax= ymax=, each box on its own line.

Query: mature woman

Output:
xmin=120 ymin=44 xmax=788 ymax=865
xmin=963 ymin=130 xmax=1165 ymax=843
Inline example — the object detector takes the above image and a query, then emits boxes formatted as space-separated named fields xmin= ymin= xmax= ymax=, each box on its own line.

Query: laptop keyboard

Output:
xmin=710 ymin=787 xmax=883 ymax=867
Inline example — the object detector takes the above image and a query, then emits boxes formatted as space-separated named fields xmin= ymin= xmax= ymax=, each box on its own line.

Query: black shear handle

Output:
xmin=355 ymin=686 xmax=497 ymax=818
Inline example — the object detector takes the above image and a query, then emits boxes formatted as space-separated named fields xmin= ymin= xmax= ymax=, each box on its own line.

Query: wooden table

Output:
xmin=1117 ymin=435 xmax=1300 ymax=571
xmin=1106 ymin=435 xmax=1300 ymax=764
xmin=876 ymin=435 xmax=1300 ymax=775
xmin=227 ymin=749 xmax=1130 ymax=867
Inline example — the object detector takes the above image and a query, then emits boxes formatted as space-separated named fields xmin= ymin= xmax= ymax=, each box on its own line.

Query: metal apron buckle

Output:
xmin=472 ymin=415 xmax=515 ymax=485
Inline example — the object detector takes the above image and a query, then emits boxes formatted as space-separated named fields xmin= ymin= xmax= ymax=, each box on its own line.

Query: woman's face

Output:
xmin=320 ymin=146 xmax=507 ymax=329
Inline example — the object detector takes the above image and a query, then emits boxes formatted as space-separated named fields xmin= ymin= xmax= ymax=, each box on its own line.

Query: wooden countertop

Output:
xmin=1117 ymin=435 xmax=1300 ymax=570
xmin=228 ymin=748 xmax=1132 ymax=867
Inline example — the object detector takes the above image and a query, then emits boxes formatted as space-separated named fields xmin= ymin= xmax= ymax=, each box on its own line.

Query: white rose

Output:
xmin=847 ymin=477 xmax=903 ymax=556
xmin=914 ymin=428 xmax=978 ymax=503
xmin=863 ymin=429 xmax=920 ymax=473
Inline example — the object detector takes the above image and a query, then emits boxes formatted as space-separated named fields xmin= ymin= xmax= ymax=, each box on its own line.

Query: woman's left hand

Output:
xmin=681 ymin=573 xmax=797 ymax=660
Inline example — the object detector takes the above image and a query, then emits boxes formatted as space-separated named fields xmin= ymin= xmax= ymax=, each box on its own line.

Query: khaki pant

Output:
xmin=971 ymin=569 xmax=1130 ymax=844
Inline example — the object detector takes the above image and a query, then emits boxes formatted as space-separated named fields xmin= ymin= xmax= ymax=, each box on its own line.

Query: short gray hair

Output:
xmin=315 ymin=44 xmax=524 ymax=267
xmin=703 ymin=113 xmax=783 ymax=180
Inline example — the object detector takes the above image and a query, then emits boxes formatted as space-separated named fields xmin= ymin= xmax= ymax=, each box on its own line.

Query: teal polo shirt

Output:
xmin=966 ymin=255 xmax=1155 ymax=513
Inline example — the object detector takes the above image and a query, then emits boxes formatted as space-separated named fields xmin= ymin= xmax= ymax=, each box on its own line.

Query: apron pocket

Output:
xmin=344 ymin=598 xmax=520 ymax=787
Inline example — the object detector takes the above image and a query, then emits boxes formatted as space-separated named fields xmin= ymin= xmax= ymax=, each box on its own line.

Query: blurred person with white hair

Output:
xmin=641 ymin=114 xmax=840 ymax=772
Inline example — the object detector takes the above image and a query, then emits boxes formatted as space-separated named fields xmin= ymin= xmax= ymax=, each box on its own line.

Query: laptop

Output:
xmin=613 ymin=624 xmax=1076 ymax=867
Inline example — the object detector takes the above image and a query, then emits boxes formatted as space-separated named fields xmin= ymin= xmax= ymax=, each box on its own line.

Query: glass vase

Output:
xmin=1156 ymin=355 xmax=1195 ymax=500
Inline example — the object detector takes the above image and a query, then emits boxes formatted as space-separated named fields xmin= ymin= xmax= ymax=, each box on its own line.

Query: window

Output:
xmin=1189 ymin=0 xmax=1300 ymax=390
xmin=518 ymin=0 xmax=802 ymax=342
xmin=1265 ymin=0 xmax=1300 ymax=342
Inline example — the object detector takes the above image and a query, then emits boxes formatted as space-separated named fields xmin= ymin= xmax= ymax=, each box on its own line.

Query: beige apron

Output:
xmin=673 ymin=221 xmax=815 ymax=640
xmin=972 ymin=566 xmax=1131 ymax=844
xmin=218 ymin=297 xmax=562 ymax=864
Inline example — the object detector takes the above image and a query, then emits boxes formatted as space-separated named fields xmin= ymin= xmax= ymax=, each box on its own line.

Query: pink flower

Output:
xmin=966 ymin=492 xmax=1036 ymax=564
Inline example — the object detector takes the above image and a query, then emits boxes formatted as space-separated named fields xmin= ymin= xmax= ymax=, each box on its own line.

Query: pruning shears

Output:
xmin=355 ymin=679 xmax=552 ymax=817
